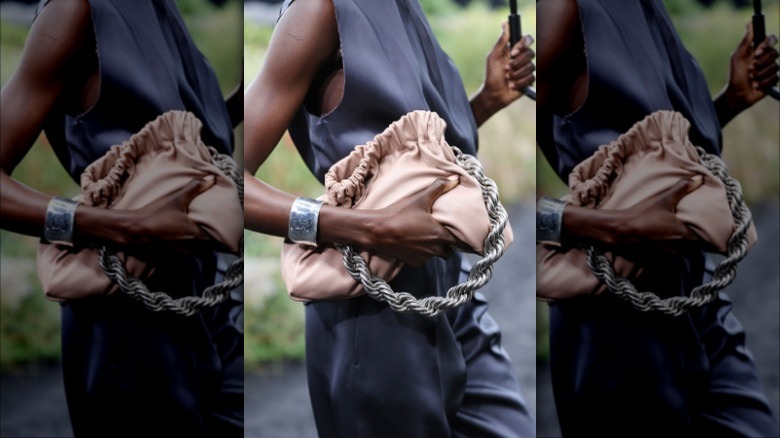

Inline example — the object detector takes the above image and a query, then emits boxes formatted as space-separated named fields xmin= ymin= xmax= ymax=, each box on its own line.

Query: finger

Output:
xmin=510 ymin=34 xmax=534 ymax=58
xmin=754 ymin=42 xmax=779 ymax=65
xmin=507 ymin=49 xmax=535 ymax=70
xmin=178 ymin=176 xmax=216 ymax=209
xmin=420 ymin=176 xmax=460 ymax=210
xmin=753 ymin=63 xmax=779 ymax=87
xmin=511 ymin=75 xmax=535 ymax=91
xmin=741 ymin=20 xmax=754 ymax=53
xmin=507 ymin=63 xmax=536 ymax=80
xmin=755 ymin=34 xmax=778 ymax=57
xmin=665 ymin=175 xmax=704 ymax=208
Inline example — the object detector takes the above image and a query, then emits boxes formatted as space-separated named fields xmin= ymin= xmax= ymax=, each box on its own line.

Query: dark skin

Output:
xmin=244 ymin=0 xmax=535 ymax=267
xmin=0 ymin=0 xmax=242 ymax=251
xmin=536 ymin=0 xmax=779 ymax=251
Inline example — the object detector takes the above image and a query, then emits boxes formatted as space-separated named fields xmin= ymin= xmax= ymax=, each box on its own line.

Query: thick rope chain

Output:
xmin=97 ymin=146 xmax=244 ymax=316
xmin=335 ymin=146 xmax=509 ymax=318
xmin=585 ymin=146 xmax=752 ymax=316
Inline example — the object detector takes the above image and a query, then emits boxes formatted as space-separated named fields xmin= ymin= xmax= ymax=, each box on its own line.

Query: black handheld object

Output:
xmin=508 ymin=0 xmax=536 ymax=100
xmin=752 ymin=0 xmax=780 ymax=100
xmin=509 ymin=0 xmax=522 ymax=48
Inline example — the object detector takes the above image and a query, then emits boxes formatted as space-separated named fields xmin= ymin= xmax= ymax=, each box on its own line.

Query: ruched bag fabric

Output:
xmin=282 ymin=110 xmax=513 ymax=301
xmin=537 ymin=111 xmax=757 ymax=301
xmin=37 ymin=110 xmax=243 ymax=301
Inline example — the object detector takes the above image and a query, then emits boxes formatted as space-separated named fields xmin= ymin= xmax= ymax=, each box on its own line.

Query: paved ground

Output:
xmin=1 ymin=201 xmax=777 ymax=437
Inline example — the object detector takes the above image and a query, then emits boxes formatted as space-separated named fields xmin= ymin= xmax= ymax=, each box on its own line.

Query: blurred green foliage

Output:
xmin=0 ymin=0 xmax=242 ymax=369
xmin=244 ymin=276 xmax=306 ymax=365
xmin=0 ymin=290 xmax=60 ymax=372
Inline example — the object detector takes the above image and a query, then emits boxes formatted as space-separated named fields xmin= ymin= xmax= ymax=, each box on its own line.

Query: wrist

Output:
xmin=317 ymin=205 xmax=376 ymax=249
xmin=470 ymin=86 xmax=503 ymax=126
xmin=288 ymin=197 xmax=324 ymax=247
xmin=74 ymin=207 xmax=135 ymax=247
xmin=715 ymin=83 xmax=750 ymax=124
xmin=561 ymin=205 xmax=625 ymax=247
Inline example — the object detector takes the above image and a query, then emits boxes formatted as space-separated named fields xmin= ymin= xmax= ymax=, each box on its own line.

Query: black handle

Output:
xmin=753 ymin=0 xmax=780 ymax=100
xmin=508 ymin=10 xmax=536 ymax=100
xmin=509 ymin=14 xmax=521 ymax=48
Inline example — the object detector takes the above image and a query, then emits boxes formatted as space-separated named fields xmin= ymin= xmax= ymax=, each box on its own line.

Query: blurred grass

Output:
xmin=243 ymin=2 xmax=538 ymax=368
xmin=536 ymin=2 xmax=780 ymax=362
xmin=0 ymin=0 xmax=242 ymax=371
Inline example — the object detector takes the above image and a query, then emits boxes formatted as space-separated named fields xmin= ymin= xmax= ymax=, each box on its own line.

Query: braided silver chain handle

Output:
xmin=585 ymin=146 xmax=752 ymax=316
xmin=335 ymin=146 xmax=509 ymax=318
xmin=96 ymin=146 xmax=244 ymax=316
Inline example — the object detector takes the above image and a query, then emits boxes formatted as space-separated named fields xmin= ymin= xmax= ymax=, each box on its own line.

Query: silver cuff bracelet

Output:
xmin=44 ymin=196 xmax=79 ymax=247
xmin=289 ymin=197 xmax=324 ymax=247
xmin=536 ymin=197 xmax=566 ymax=247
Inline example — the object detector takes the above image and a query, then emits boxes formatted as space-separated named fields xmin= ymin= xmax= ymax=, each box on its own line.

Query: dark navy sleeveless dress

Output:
xmin=538 ymin=1 xmax=778 ymax=436
xmin=35 ymin=1 xmax=243 ymax=435
xmin=276 ymin=0 xmax=534 ymax=436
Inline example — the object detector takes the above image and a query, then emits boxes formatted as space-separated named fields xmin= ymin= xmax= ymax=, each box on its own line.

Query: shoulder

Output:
xmin=28 ymin=0 xmax=93 ymax=70
xmin=280 ymin=0 xmax=336 ymax=30
xmin=538 ymin=0 xmax=581 ymax=46
xmin=271 ymin=0 xmax=339 ymax=69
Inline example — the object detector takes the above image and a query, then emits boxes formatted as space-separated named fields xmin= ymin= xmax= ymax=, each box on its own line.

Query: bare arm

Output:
xmin=470 ymin=23 xmax=536 ymax=127
xmin=1 ymin=0 xmax=214 ymax=249
xmin=244 ymin=0 xmax=461 ymax=266
xmin=714 ymin=23 xmax=778 ymax=128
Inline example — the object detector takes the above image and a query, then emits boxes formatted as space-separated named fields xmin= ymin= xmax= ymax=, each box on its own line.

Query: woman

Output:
xmin=536 ymin=0 xmax=779 ymax=435
xmin=0 ymin=0 xmax=243 ymax=435
xmin=244 ymin=0 xmax=535 ymax=436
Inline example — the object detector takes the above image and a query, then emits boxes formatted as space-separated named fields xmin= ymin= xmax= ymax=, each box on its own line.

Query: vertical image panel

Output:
xmin=243 ymin=0 xmax=537 ymax=436
xmin=535 ymin=0 xmax=779 ymax=436
xmin=0 ymin=0 xmax=244 ymax=436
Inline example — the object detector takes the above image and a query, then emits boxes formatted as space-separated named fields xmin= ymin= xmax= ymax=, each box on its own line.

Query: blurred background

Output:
xmin=0 ymin=1 xmax=242 ymax=436
xmin=535 ymin=0 xmax=780 ymax=436
xmin=243 ymin=0 xmax=537 ymax=436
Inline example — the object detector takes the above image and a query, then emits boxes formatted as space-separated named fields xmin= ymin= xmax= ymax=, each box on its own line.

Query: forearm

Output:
xmin=0 ymin=171 xmax=135 ymax=246
xmin=561 ymin=204 xmax=625 ymax=247
xmin=470 ymin=87 xmax=504 ymax=127
xmin=713 ymin=86 xmax=748 ymax=129
xmin=243 ymin=169 xmax=372 ymax=247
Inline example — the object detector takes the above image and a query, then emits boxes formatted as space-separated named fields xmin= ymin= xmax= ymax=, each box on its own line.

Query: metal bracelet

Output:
xmin=44 ymin=196 xmax=79 ymax=247
xmin=536 ymin=197 xmax=566 ymax=247
xmin=289 ymin=197 xmax=324 ymax=247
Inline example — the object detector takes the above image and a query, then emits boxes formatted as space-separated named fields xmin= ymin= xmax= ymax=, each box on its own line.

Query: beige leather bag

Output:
xmin=37 ymin=110 xmax=243 ymax=301
xmin=537 ymin=111 xmax=757 ymax=303
xmin=281 ymin=110 xmax=513 ymax=301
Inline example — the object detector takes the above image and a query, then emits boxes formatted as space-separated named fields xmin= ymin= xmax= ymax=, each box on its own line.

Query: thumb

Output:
xmin=420 ymin=176 xmax=460 ymax=211
xmin=178 ymin=176 xmax=216 ymax=209
xmin=491 ymin=22 xmax=510 ymax=57
xmin=664 ymin=175 xmax=704 ymax=209
xmin=740 ymin=20 xmax=755 ymax=53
